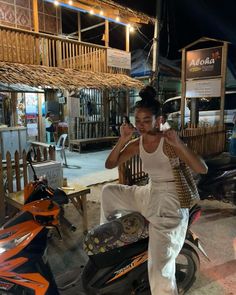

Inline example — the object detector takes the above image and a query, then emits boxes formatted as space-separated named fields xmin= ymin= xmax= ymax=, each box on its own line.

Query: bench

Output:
xmin=6 ymin=183 xmax=91 ymax=234
xmin=69 ymin=136 xmax=119 ymax=153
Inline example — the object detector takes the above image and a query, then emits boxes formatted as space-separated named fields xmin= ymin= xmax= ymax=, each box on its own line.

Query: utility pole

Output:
xmin=152 ymin=0 xmax=162 ymax=95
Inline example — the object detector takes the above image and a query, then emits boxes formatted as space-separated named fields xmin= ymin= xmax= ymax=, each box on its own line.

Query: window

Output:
xmin=225 ymin=93 xmax=236 ymax=110
xmin=163 ymin=99 xmax=181 ymax=114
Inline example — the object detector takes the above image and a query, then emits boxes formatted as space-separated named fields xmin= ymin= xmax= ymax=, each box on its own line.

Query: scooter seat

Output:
xmin=84 ymin=212 xmax=149 ymax=256
xmin=206 ymin=153 xmax=236 ymax=170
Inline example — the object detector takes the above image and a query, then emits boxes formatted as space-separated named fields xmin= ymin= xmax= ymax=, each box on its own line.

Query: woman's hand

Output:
xmin=120 ymin=123 xmax=135 ymax=142
xmin=164 ymin=129 xmax=208 ymax=174
xmin=163 ymin=129 xmax=181 ymax=147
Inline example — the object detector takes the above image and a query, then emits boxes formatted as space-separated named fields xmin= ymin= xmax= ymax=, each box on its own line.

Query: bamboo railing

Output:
xmin=119 ymin=125 xmax=226 ymax=185
xmin=0 ymin=24 xmax=129 ymax=74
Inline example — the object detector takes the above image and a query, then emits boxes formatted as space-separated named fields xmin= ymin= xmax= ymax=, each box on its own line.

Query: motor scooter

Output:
xmin=0 ymin=188 xmax=208 ymax=295
xmin=197 ymin=153 xmax=236 ymax=205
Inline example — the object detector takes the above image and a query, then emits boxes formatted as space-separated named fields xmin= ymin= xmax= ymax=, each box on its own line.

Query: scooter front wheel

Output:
xmin=176 ymin=246 xmax=200 ymax=294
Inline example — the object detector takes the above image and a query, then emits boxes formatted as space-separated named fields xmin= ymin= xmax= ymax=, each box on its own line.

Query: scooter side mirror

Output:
xmin=27 ymin=151 xmax=38 ymax=181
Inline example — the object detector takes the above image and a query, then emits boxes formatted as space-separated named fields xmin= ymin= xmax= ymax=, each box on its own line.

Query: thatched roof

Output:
xmin=0 ymin=62 xmax=144 ymax=91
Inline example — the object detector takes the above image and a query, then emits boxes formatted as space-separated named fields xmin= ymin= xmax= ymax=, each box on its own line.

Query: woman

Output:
xmin=100 ymin=86 xmax=208 ymax=295
xmin=45 ymin=112 xmax=55 ymax=143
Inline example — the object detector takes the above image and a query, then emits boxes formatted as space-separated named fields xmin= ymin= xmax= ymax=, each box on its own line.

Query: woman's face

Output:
xmin=134 ymin=108 xmax=157 ymax=135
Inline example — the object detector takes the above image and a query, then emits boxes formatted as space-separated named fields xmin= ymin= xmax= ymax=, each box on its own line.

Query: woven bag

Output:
xmin=164 ymin=142 xmax=200 ymax=208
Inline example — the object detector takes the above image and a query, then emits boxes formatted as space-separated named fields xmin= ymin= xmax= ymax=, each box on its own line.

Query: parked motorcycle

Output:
xmin=0 ymin=187 xmax=208 ymax=295
xmin=23 ymin=152 xmax=77 ymax=232
xmin=197 ymin=153 xmax=236 ymax=205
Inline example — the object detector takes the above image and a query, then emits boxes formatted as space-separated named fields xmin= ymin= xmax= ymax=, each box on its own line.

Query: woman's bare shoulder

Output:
xmin=126 ymin=137 xmax=140 ymax=153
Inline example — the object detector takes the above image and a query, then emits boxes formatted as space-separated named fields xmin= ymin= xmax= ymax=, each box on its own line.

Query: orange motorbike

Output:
xmin=0 ymin=154 xmax=209 ymax=294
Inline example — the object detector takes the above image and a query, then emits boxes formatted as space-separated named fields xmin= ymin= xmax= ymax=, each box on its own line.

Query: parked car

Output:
xmin=162 ymin=91 xmax=236 ymax=129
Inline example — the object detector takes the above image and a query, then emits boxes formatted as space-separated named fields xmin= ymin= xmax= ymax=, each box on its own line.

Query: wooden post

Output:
xmin=180 ymin=48 xmax=186 ymax=130
xmin=126 ymin=25 xmax=130 ymax=52
xmin=0 ymin=153 xmax=5 ymax=223
xmin=56 ymin=40 xmax=62 ymax=67
xmin=152 ymin=0 xmax=162 ymax=90
xmin=11 ymin=92 xmax=17 ymax=126
xmin=103 ymin=90 xmax=110 ymax=136
xmin=105 ymin=20 xmax=109 ymax=47
xmin=33 ymin=0 xmax=39 ymax=33
xmin=6 ymin=151 xmax=13 ymax=193
xmin=78 ymin=12 xmax=81 ymax=42
xmin=38 ymin=93 xmax=43 ymax=142
xmin=125 ymin=90 xmax=129 ymax=116
xmin=219 ymin=42 xmax=228 ymax=126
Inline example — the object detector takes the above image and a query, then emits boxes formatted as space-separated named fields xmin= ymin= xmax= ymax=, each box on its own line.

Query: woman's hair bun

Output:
xmin=139 ymin=85 xmax=156 ymax=101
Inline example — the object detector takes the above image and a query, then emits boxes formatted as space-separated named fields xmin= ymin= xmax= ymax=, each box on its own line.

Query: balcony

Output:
xmin=0 ymin=24 xmax=130 ymax=75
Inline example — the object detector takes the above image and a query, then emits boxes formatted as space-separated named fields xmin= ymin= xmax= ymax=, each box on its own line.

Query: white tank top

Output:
xmin=139 ymin=136 xmax=175 ymax=183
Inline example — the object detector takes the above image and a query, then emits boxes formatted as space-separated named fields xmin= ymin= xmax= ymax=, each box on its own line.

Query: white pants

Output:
xmin=100 ymin=182 xmax=189 ymax=295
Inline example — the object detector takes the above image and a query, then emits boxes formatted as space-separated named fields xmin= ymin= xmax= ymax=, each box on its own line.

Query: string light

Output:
xmin=47 ymin=0 xmax=127 ymax=26
xmin=129 ymin=26 xmax=134 ymax=32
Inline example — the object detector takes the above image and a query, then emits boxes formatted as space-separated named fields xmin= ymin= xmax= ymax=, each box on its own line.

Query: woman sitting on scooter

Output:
xmin=100 ymin=85 xmax=208 ymax=295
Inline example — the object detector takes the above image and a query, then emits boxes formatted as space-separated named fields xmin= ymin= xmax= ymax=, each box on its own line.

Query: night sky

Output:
xmin=116 ymin=0 xmax=236 ymax=58
xmin=62 ymin=0 xmax=236 ymax=71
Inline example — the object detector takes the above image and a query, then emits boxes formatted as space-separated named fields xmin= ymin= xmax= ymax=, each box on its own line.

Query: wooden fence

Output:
xmin=75 ymin=119 xmax=108 ymax=139
xmin=0 ymin=146 xmax=55 ymax=222
xmin=119 ymin=125 xmax=226 ymax=185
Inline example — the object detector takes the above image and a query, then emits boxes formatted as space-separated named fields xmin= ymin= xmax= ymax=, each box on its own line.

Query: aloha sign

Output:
xmin=186 ymin=47 xmax=222 ymax=79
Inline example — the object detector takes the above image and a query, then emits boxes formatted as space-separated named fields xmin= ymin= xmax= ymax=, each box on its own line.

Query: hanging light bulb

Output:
xmin=129 ymin=26 xmax=134 ymax=33
xmin=99 ymin=10 xmax=104 ymax=16
xmin=68 ymin=0 xmax=73 ymax=5
xmin=54 ymin=0 xmax=59 ymax=6
xmin=115 ymin=16 xmax=120 ymax=22
xmin=89 ymin=9 xmax=94 ymax=15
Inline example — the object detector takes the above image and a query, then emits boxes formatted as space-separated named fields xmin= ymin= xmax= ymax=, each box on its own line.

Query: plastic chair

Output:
xmin=55 ymin=134 xmax=68 ymax=166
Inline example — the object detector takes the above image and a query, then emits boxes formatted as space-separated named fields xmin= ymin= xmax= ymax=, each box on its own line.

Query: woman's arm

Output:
xmin=164 ymin=129 xmax=208 ymax=174
xmin=105 ymin=123 xmax=139 ymax=169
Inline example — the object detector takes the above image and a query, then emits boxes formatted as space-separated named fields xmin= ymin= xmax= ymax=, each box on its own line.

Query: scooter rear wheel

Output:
xmin=176 ymin=246 xmax=200 ymax=294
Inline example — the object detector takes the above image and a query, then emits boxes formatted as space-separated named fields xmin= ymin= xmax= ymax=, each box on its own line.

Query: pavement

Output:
xmin=59 ymin=147 xmax=118 ymax=187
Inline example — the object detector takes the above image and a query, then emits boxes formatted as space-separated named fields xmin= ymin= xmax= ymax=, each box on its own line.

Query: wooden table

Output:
xmin=6 ymin=183 xmax=91 ymax=234
xmin=61 ymin=183 xmax=91 ymax=234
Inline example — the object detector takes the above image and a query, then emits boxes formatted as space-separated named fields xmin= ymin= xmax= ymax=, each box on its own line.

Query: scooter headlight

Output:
xmin=0 ymin=232 xmax=31 ymax=254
